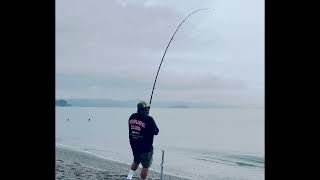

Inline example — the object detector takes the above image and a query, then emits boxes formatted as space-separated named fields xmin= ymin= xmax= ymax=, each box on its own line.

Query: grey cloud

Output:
xmin=56 ymin=0 xmax=264 ymax=106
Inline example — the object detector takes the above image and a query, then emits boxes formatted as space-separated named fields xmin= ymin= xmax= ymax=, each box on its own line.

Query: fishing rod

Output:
xmin=148 ymin=8 xmax=211 ymax=110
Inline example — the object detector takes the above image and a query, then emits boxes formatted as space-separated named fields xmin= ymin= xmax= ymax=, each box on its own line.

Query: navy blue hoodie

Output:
xmin=128 ymin=109 xmax=159 ymax=153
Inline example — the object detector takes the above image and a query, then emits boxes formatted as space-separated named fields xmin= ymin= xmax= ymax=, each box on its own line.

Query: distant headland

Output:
xmin=55 ymin=98 xmax=263 ymax=109
xmin=56 ymin=99 xmax=72 ymax=107
xmin=168 ymin=105 xmax=189 ymax=108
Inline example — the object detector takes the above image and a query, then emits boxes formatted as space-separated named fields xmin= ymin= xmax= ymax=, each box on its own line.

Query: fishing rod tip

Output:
xmin=205 ymin=8 xmax=215 ymax=12
xmin=197 ymin=8 xmax=215 ymax=14
xmin=205 ymin=8 xmax=215 ymax=15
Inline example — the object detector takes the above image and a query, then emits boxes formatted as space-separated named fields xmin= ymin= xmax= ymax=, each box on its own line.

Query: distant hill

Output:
xmin=56 ymin=99 xmax=72 ymax=106
xmin=168 ymin=105 xmax=189 ymax=108
xmin=55 ymin=98 xmax=263 ymax=109
xmin=64 ymin=99 xmax=195 ymax=108
xmin=65 ymin=99 xmax=135 ymax=107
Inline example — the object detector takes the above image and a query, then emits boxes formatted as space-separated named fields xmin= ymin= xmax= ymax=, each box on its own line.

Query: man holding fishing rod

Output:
xmin=126 ymin=101 xmax=159 ymax=180
xmin=125 ymin=8 xmax=210 ymax=179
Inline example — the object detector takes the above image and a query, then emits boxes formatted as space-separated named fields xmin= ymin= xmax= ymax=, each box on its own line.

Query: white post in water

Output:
xmin=160 ymin=149 xmax=164 ymax=180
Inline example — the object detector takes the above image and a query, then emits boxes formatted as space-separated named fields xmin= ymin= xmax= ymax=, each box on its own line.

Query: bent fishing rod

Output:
xmin=148 ymin=8 xmax=211 ymax=111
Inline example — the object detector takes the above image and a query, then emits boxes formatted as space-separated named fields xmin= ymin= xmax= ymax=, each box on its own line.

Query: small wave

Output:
xmin=193 ymin=153 xmax=264 ymax=169
xmin=82 ymin=147 xmax=113 ymax=154
xmin=226 ymin=154 xmax=264 ymax=164
xmin=193 ymin=157 xmax=239 ymax=167
xmin=56 ymin=143 xmax=78 ymax=149
xmin=56 ymin=143 xmax=131 ymax=165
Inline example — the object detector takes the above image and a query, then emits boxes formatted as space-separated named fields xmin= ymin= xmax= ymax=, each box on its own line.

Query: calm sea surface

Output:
xmin=56 ymin=107 xmax=264 ymax=180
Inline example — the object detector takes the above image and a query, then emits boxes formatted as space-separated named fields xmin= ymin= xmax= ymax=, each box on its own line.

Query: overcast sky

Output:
xmin=56 ymin=0 xmax=264 ymax=106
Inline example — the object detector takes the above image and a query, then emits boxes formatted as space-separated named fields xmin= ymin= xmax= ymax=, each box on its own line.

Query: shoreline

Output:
xmin=56 ymin=146 xmax=190 ymax=180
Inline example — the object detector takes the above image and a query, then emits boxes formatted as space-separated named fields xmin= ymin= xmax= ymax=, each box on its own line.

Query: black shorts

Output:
xmin=133 ymin=150 xmax=154 ymax=168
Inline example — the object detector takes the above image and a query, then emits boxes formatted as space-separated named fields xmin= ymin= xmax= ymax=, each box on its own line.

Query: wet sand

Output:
xmin=56 ymin=147 xmax=190 ymax=180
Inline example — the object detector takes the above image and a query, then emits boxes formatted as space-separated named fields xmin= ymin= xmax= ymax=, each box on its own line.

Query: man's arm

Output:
xmin=128 ymin=115 xmax=133 ymax=136
xmin=151 ymin=118 xmax=159 ymax=135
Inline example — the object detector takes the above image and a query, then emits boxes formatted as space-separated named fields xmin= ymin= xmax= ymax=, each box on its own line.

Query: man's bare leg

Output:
xmin=131 ymin=162 xmax=139 ymax=170
xmin=140 ymin=168 xmax=148 ymax=180
xmin=126 ymin=162 xmax=139 ymax=180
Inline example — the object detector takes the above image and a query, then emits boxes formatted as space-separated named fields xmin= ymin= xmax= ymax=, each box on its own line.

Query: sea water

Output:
xmin=56 ymin=107 xmax=264 ymax=180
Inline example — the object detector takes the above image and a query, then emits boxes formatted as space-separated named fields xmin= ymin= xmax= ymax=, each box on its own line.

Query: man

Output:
xmin=126 ymin=101 xmax=159 ymax=180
